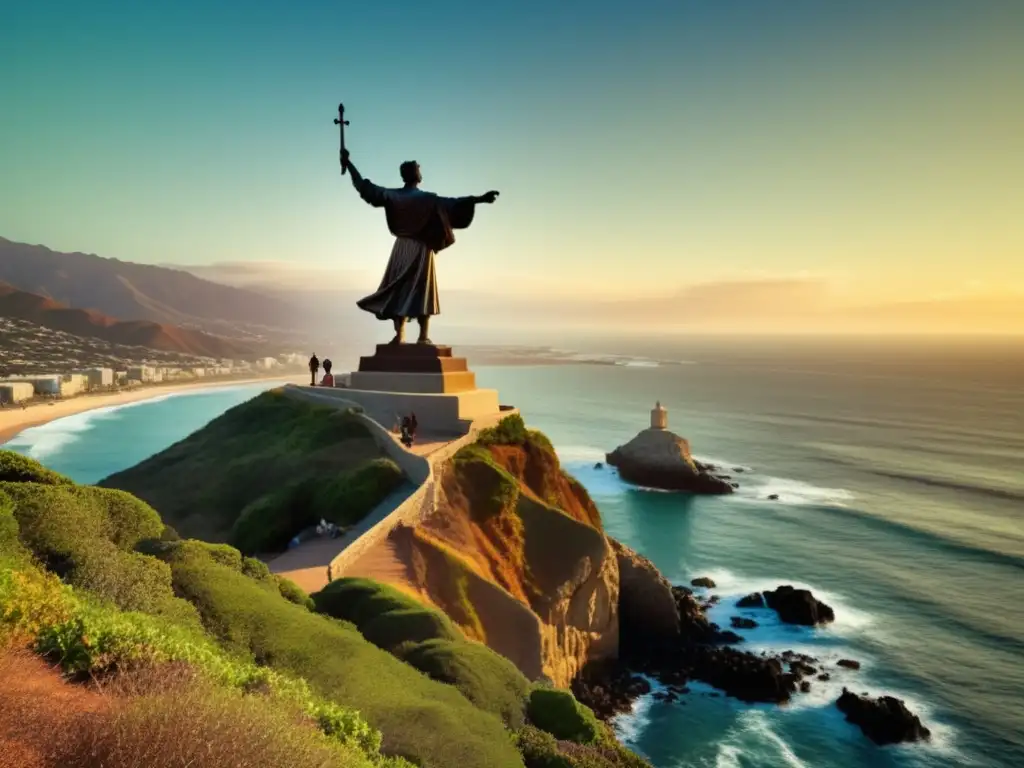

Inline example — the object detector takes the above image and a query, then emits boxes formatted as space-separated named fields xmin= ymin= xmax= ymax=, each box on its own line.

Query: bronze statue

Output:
xmin=339 ymin=141 xmax=499 ymax=344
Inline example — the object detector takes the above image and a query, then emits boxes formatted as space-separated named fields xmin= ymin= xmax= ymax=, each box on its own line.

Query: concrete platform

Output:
xmin=348 ymin=370 xmax=477 ymax=394
xmin=293 ymin=384 xmax=502 ymax=435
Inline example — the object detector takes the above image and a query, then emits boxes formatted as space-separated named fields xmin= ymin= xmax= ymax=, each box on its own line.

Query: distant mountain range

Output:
xmin=0 ymin=237 xmax=298 ymax=333
xmin=0 ymin=282 xmax=252 ymax=359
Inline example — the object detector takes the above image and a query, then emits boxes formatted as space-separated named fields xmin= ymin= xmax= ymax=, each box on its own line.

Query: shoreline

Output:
xmin=0 ymin=374 xmax=307 ymax=446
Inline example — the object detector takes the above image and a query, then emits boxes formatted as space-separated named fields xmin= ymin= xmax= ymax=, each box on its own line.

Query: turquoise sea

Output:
xmin=5 ymin=337 xmax=1022 ymax=768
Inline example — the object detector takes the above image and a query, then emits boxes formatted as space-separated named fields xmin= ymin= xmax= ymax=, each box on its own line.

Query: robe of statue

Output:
xmin=354 ymin=179 xmax=477 ymax=320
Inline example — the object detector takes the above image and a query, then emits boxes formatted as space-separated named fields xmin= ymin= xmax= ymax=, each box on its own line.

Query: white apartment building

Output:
xmin=0 ymin=381 xmax=35 ymax=403
xmin=85 ymin=368 xmax=115 ymax=389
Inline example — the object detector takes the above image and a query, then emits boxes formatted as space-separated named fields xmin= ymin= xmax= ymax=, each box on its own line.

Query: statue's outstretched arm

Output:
xmin=344 ymin=157 xmax=389 ymax=208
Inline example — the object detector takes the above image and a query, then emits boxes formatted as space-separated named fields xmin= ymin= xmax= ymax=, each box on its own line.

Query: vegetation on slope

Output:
xmin=1 ymin=411 xmax=651 ymax=768
xmin=1 ymin=452 xmax=520 ymax=767
xmin=99 ymin=390 xmax=404 ymax=553
xmin=315 ymin=576 xmax=651 ymax=768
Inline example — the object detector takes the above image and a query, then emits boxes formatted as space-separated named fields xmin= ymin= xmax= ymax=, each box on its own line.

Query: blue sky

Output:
xmin=1 ymin=1 xmax=1021 ymax=305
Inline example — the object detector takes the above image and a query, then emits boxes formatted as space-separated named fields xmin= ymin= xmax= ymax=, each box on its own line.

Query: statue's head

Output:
xmin=400 ymin=161 xmax=421 ymax=185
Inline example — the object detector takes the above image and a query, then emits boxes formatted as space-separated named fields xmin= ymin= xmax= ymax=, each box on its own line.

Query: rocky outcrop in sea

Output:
xmin=605 ymin=428 xmax=733 ymax=494
xmin=836 ymin=689 xmax=932 ymax=745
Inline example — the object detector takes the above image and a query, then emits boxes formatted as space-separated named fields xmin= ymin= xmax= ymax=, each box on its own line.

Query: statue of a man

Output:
xmin=343 ymin=149 xmax=499 ymax=344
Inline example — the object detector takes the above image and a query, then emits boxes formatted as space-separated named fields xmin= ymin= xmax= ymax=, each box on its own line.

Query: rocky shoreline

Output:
xmin=577 ymin=543 xmax=932 ymax=747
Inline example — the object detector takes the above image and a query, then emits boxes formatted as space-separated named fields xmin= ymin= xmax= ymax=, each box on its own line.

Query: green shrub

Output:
xmin=3 ymin=482 xmax=114 ymax=571
xmin=403 ymin=638 xmax=529 ymax=728
xmin=452 ymin=446 xmax=521 ymax=520
xmin=313 ymin=579 xmax=424 ymax=625
xmin=0 ymin=450 xmax=74 ymax=485
xmin=0 ymin=489 xmax=24 ymax=560
xmin=75 ymin=486 xmax=164 ymax=549
xmin=276 ymin=575 xmax=314 ymax=610
xmin=230 ymin=479 xmax=317 ymax=555
xmin=313 ymin=458 xmax=404 ymax=527
xmin=361 ymin=608 xmax=461 ymax=650
xmin=477 ymin=414 xmax=529 ymax=446
xmin=527 ymin=688 xmax=602 ymax=745
xmin=68 ymin=543 xmax=200 ymax=627
xmin=516 ymin=725 xmax=571 ymax=768
xmin=515 ymin=724 xmax=654 ymax=768
xmin=48 ymin=680 xmax=381 ymax=768
xmin=241 ymin=555 xmax=273 ymax=582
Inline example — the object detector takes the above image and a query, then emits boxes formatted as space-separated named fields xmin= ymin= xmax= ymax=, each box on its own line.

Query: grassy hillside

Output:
xmin=315 ymin=577 xmax=649 ymax=768
xmin=99 ymin=390 xmax=405 ymax=553
xmin=1 ymin=449 xmax=648 ymax=767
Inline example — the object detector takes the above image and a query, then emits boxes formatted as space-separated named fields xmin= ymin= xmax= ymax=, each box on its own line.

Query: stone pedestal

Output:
xmin=315 ymin=343 xmax=503 ymax=435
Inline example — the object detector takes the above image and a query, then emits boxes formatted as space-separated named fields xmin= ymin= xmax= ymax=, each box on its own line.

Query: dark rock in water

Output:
xmin=800 ymin=681 xmax=812 ymax=693
xmin=767 ymin=493 xmax=780 ymax=501
xmin=731 ymin=616 xmax=758 ymax=630
xmin=736 ymin=592 xmax=765 ymax=608
xmin=818 ymin=673 xmax=832 ymax=682
xmin=764 ymin=585 xmax=835 ymax=626
xmin=571 ymin=661 xmax=651 ymax=720
xmin=836 ymin=689 xmax=931 ymax=745
xmin=837 ymin=659 xmax=861 ymax=670
xmin=691 ymin=576 xmax=716 ymax=589
xmin=734 ymin=467 xmax=745 ymax=473
xmin=790 ymin=661 xmax=817 ymax=677
xmin=594 ymin=462 xmax=603 ymax=469
xmin=606 ymin=429 xmax=734 ymax=494
xmin=731 ymin=482 xmax=740 ymax=489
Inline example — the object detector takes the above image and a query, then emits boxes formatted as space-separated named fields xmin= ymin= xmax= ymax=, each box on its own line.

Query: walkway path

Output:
xmin=266 ymin=385 xmax=510 ymax=593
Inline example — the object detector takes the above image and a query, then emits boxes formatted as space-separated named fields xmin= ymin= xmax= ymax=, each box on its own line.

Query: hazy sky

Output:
xmin=1 ymin=1 xmax=1022 ymax=306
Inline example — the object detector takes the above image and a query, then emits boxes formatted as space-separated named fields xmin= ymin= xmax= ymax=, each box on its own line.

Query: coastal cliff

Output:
xmin=356 ymin=417 xmax=619 ymax=688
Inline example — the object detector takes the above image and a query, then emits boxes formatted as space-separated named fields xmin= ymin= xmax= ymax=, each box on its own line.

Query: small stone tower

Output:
xmin=650 ymin=400 xmax=668 ymax=430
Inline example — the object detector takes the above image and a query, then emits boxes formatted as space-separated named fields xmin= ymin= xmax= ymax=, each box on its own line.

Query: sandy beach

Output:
xmin=0 ymin=374 xmax=307 ymax=446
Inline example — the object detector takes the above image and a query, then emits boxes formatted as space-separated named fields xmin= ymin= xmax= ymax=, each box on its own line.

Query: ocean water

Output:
xmin=3 ymin=383 xmax=281 ymax=483
xmin=4 ymin=338 xmax=1022 ymax=767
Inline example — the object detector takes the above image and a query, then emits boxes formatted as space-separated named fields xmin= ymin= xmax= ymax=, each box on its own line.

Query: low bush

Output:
xmin=515 ymin=725 xmax=654 ymax=768
xmin=68 ymin=543 xmax=201 ymax=627
xmin=0 ymin=489 xmax=23 ymax=560
xmin=276 ymin=575 xmax=315 ymax=610
xmin=52 ymin=678 xmax=384 ymax=768
xmin=314 ymin=579 xmax=426 ymax=626
xmin=0 ymin=449 xmax=74 ymax=485
xmin=477 ymin=414 xmax=529 ymax=446
xmin=403 ymin=638 xmax=529 ymax=728
xmin=313 ymin=458 xmax=405 ymax=527
xmin=231 ymin=479 xmax=317 ymax=555
xmin=75 ymin=485 xmax=164 ymax=549
xmin=527 ymin=688 xmax=602 ymax=745
xmin=517 ymin=725 xmax=571 ymax=768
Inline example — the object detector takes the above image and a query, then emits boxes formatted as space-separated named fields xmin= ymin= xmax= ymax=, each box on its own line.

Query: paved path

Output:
xmin=266 ymin=483 xmax=416 ymax=593
xmin=266 ymin=386 xmax=471 ymax=592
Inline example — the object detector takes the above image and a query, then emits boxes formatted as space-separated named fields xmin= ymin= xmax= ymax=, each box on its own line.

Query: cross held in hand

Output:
xmin=334 ymin=103 xmax=350 ymax=175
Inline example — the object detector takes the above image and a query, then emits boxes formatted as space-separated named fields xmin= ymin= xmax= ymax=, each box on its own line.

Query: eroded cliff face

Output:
xmin=394 ymin=434 xmax=619 ymax=687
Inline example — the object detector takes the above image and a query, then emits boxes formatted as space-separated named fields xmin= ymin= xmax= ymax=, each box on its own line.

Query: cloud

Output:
xmin=169 ymin=261 xmax=374 ymax=291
